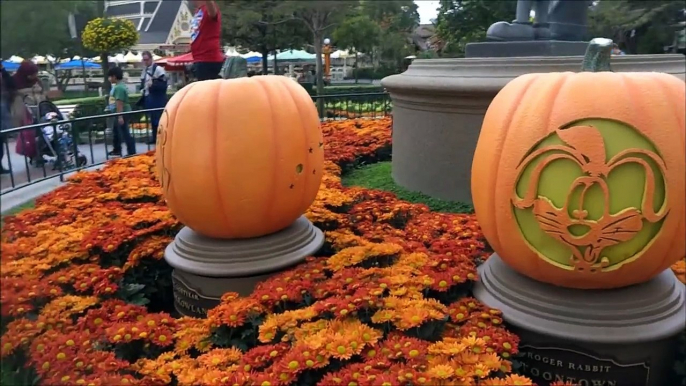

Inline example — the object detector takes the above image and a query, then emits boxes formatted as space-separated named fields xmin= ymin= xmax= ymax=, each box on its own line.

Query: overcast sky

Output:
xmin=415 ymin=0 xmax=440 ymax=24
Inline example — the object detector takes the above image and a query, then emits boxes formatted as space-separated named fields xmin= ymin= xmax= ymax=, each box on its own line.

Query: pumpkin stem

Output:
xmin=581 ymin=38 xmax=613 ymax=72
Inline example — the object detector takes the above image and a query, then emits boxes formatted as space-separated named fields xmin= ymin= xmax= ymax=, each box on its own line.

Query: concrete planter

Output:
xmin=381 ymin=54 xmax=685 ymax=203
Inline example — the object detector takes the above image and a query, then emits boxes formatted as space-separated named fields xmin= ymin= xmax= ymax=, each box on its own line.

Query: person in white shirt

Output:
xmin=137 ymin=51 xmax=168 ymax=145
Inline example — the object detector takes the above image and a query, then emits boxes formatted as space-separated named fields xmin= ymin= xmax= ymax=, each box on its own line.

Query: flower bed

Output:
xmin=1 ymin=117 xmax=682 ymax=386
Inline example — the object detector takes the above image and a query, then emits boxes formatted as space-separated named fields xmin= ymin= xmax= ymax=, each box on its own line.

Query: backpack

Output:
xmin=141 ymin=64 xmax=168 ymax=96
xmin=220 ymin=56 xmax=248 ymax=79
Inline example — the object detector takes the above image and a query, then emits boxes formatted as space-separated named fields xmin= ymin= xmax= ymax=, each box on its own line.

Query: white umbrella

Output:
xmin=240 ymin=51 xmax=262 ymax=58
xmin=7 ymin=55 xmax=24 ymax=63
xmin=152 ymin=53 xmax=162 ymax=61
xmin=123 ymin=51 xmax=142 ymax=63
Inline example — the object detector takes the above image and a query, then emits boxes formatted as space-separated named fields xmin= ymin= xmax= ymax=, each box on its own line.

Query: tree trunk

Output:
xmin=313 ymin=31 xmax=325 ymax=117
xmin=273 ymin=50 xmax=279 ymax=75
xmin=314 ymin=31 xmax=324 ymax=96
xmin=354 ymin=51 xmax=359 ymax=84
xmin=82 ymin=60 xmax=88 ymax=92
xmin=261 ymin=48 xmax=269 ymax=75
xmin=100 ymin=52 xmax=111 ymax=93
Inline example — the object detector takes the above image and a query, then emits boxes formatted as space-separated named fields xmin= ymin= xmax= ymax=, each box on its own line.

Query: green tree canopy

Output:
xmin=219 ymin=0 xmax=308 ymax=74
xmin=288 ymin=1 xmax=359 ymax=95
xmin=435 ymin=0 xmax=516 ymax=57
xmin=588 ymin=0 xmax=684 ymax=54
xmin=0 ymin=0 xmax=99 ymax=91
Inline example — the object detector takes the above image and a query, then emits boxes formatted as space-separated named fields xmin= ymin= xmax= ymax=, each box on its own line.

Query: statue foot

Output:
xmin=486 ymin=21 xmax=536 ymax=42
xmin=533 ymin=25 xmax=551 ymax=40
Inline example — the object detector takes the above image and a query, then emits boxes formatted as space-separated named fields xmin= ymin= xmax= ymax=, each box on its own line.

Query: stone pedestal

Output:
xmin=466 ymin=41 xmax=589 ymax=58
xmin=381 ymin=55 xmax=685 ymax=203
xmin=164 ymin=215 xmax=324 ymax=317
xmin=474 ymin=254 xmax=686 ymax=386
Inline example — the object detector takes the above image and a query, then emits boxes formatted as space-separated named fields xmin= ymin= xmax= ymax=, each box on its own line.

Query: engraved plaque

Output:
xmin=171 ymin=270 xmax=220 ymax=318
xmin=517 ymin=345 xmax=650 ymax=386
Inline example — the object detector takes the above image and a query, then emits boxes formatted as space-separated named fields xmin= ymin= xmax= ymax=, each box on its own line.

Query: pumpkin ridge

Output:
xmin=212 ymin=81 xmax=232 ymax=235
xmin=650 ymin=75 xmax=686 ymax=141
xmin=618 ymin=74 xmax=677 ymax=277
xmin=492 ymin=75 xmax=547 ymax=260
xmin=256 ymin=77 xmax=279 ymax=232
xmin=281 ymin=78 xmax=311 ymax=216
xmin=167 ymin=84 xmax=195 ymax=225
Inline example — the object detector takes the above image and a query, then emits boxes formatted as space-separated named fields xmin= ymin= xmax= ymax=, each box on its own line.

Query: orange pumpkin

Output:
xmin=156 ymin=76 xmax=324 ymax=239
xmin=471 ymin=39 xmax=685 ymax=289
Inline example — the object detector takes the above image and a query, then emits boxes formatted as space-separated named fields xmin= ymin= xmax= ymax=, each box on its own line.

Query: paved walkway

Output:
xmin=1 ymin=139 xmax=156 ymax=193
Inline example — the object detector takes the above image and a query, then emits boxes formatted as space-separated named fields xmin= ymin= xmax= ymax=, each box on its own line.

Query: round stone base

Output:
xmin=165 ymin=216 xmax=324 ymax=317
xmin=473 ymin=254 xmax=686 ymax=386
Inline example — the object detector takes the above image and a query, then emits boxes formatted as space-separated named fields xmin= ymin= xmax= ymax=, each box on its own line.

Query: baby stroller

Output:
xmin=31 ymin=101 xmax=87 ymax=170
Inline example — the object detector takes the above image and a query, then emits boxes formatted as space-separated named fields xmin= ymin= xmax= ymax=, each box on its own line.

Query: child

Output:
xmin=107 ymin=67 xmax=136 ymax=157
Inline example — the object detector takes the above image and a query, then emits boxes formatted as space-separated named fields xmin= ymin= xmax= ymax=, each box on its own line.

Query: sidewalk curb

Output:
xmin=1 ymin=165 xmax=104 ymax=215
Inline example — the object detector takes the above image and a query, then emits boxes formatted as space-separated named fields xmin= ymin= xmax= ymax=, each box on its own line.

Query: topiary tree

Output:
xmin=81 ymin=17 xmax=139 ymax=91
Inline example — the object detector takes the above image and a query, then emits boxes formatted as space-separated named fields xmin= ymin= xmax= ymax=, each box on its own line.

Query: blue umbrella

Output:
xmin=1 ymin=61 xmax=19 ymax=71
xmin=54 ymin=59 xmax=100 ymax=70
xmin=245 ymin=56 xmax=262 ymax=64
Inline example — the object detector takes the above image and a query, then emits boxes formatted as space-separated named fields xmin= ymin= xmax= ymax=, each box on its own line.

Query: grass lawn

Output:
xmin=1 ymin=200 xmax=35 ymax=225
xmin=342 ymin=162 xmax=473 ymax=213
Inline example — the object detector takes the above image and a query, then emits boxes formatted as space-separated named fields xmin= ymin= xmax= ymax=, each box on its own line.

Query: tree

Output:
xmin=0 ymin=0 xmax=99 ymax=92
xmin=219 ymin=0 xmax=308 ymax=75
xmin=360 ymin=0 xmax=420 ymax=69
xmin=435 ymin=0 xmax=516 ymax=57
xmin=588 ymin=0 xmax=683 ymax=54
xmin=332 ymin=15 xmax=381 ymax=83
xmin=289 ymin=1 xmax=359 ymax=98
xmin=81 ymin=17 xmax=139 ymax=91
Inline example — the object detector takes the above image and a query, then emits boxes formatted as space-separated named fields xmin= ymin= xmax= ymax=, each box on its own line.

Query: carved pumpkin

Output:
xmin=156 ymin=76 xmax=324 ymax=239
xmin=472 ymin=39 xmax=685 ymax=289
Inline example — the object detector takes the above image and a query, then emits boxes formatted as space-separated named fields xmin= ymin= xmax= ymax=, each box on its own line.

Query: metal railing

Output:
xmin=0 ymin=92 xmax=391 ymax=195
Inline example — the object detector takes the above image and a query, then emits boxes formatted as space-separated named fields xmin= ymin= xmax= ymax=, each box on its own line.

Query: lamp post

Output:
xmin=323 ymin=38 xmax=332 ymax=85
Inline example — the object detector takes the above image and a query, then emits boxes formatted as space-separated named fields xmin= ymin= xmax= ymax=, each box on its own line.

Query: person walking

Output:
xmin=190 ymin=0 xmax=224 ymax=81
xmin=107 ymin=67 xmax=136 ymax=157
xmin=0 ymin=62 xmax=14 ymax=174
xmin=10 ymin=60 xmax=46 ymax=165
xmin=137 ymin=51 xmax=168 ymax=145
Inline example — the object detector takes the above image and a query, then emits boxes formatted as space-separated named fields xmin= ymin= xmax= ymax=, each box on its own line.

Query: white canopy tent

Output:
xmin=7 ymin=55 xmax=24 ymax=63
xmin=123 ymin=51 xmax=142 ymax=63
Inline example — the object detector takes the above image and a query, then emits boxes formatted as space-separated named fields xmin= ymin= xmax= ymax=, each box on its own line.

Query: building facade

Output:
xmin=104 ymin=0 xmax=194 ymax=53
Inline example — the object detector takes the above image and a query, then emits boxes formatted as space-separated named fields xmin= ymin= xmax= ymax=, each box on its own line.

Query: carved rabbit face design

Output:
xmin=511 ymin=121 xmax=668 ymax=273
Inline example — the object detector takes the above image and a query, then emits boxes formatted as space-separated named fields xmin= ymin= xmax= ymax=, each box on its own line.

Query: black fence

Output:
xmin=0 ymin=92 xmax=391 ymax=195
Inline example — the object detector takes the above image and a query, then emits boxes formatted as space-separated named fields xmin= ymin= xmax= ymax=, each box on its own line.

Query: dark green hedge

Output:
xmin=352 ymin=67 xmax=400 ymax=80
xmin=55 ymin=84 xmax=384 ymax=122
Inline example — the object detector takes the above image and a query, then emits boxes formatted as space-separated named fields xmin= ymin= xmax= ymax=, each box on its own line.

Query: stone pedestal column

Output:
xmin=381 ymin=55 xmax=685 ymax=203
xmin=474 ymin=254 xmax=686 ymax=386
xmin=164 ymin=216 xmax=324 ymax=317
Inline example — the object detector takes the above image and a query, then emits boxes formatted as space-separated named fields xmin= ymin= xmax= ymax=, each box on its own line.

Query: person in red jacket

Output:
xmin=190 ymin=0 xmax=224 ymax=81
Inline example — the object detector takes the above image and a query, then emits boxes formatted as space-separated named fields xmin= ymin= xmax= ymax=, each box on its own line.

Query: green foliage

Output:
xmin=588 ymin=0 xmax=685 ymax=54
xmin=289 ymin=1 xmax=360 ymax=97
xmin=342 ymin=162 xmax=474 ymax=213
xmin=81 ymin=17 xmax=139 ymax=53
xmin=0 ymin=0 xmax=97 ymax=58
xmin=333 ymin=15 xmax=381 ymax=55
xmin=435 ymin=0 xmax=516 ymax=57
xmin=362 ymin=0 xmax=420 ymax=68
xmin=219 ymin=0 xmax=308 ymax=74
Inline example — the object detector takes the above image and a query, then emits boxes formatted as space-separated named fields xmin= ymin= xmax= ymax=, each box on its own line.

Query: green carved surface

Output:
xmin=513 ymin=119 xmax=666 ymax=269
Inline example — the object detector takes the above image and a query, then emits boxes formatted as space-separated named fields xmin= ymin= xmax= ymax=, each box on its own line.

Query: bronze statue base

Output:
xmin=473 ymin=254 xmax=686 ymax=386
xmin=465 ymin=40 xmax=589 ymax=58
